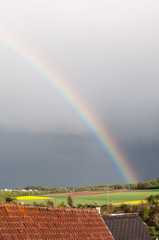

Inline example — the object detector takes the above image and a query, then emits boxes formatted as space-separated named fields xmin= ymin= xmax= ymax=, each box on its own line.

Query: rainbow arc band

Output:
xmin=0 ymin=27 xmax=138 ymax=183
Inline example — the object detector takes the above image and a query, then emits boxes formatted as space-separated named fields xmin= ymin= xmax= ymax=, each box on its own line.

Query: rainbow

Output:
xmin=0 ymin=28 xmax=138 ymax=183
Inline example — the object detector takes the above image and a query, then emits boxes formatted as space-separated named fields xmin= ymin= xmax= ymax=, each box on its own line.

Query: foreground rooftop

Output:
xmin=0 ymin=204 xmax=114 ymax=239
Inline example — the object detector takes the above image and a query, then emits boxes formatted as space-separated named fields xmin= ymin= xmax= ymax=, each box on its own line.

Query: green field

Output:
xmin=17 ymin=189 xmax=159 ymax=206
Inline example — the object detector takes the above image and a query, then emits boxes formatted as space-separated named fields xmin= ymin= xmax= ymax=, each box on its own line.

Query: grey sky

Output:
xmin=0 ymin=0 xmax=159 ymax=188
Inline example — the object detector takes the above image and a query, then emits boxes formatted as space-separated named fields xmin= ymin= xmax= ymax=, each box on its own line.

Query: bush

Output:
xmin=58 ymin=201 xmax=66 ymax=208
xmin=120 ymin=204 xmax=135 ymax=213
xmin=67 ymin=196 xmax=73 ymax=207
xmin=142 ymin=207 xmax=150 ymax=222
xmin=0 ymin=197 xmax=4 ymax=203
xmin=46 ymin=200 xmax=54 ymax=207
xmin=76 ymin=203 xmax=83 ymax=208
xmin=94 ymin=201 xmax=99 ymax=207
xmin=33 ymin=202 xmax=39 ymax=207
xmin=5 ymin=196 xmax=18 ymax=203
xmin=147 ymin=195 xmax=156 ymax=204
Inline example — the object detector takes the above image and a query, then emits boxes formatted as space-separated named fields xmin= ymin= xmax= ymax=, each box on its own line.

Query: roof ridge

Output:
xmin=0 ymin=203 xmax=98 ymax=213
xmin=102 ymin=213 xmax=138 ymax=216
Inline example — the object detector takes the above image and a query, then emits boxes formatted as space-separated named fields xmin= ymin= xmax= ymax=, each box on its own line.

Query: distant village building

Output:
xmin=4 ymin=189 xmax=12 ymax=192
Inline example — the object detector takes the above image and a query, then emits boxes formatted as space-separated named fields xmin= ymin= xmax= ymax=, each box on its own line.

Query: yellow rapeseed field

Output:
xmin=114 ymin=200 xmax=147 ymax=205
xmin=16 ymin=196 xmax=52 ymax=200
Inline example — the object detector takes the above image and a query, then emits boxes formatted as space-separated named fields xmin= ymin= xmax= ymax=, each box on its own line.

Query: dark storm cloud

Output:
xmin=0 ymin=131 xmax=159 ymax=189
xmin=123 ymin=139 xmax=159 ymax=182
xmin=0 ymin=0 xmax=159 ymax=187
xmin=0 ymin=131 xmax=117 ymax=189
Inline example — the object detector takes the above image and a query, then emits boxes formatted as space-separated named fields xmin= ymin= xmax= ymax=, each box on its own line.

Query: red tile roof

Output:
xmin=0 ymin=204 xmax=114 ymax=239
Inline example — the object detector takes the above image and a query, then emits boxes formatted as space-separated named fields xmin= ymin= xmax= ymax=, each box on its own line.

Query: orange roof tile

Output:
xmin=0 ymin=204 xmax=114 ymax=239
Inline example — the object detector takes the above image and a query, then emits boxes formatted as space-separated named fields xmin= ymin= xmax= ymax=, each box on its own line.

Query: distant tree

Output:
xmin=39 ymin=202 xmax=46 ymax=207
xmin=58 ymin=201 xmax=66 ymax=208
xmin=149 ymin=180 xmax=158 ymax=186
xmin=113 ymin=184 xmax=124 ymax=190
xmin=151 ymin=226 xmax=157 ymax=238
xmin=142 ymin=207 xmax=150 ymax=222
xmin=67 ymin=196 xmax=73 ymax=207
xmin=94 ymin=201 xmax=99 ymax=206
xmin=33 ymin=202 xmax=39 ymax=207
xmin=0 ymin=196 xmax=4 ymax=203
xmin=152 ymin=213 xmax=159 ymax=227
xmin=130 ymin=183 xmax=138 ymax=190
xmin=137 ymin=181 xmax=150 ymax=189
xmin=147 ymin=195 xmax=156 ymax=204
xmin=107 ymin=202 xmax=114 ymax=213
xmin=5 ymin=196 xmax=17 ymax=203
xmin=120 ymin=204 xmax=133 ymax=213
xmin=76 ymin=203 xmax=83 ymax=208
xmin=46 ymin=200 xmax=54 ymax=207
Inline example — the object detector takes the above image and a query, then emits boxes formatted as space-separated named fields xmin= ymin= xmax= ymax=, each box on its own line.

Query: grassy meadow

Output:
xmin=16 ymin=189 xmax=159 ymax=206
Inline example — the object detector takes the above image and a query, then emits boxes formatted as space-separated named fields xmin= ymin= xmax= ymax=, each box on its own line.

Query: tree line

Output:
xmin=24 ymin=178 xmax=159 ymax=193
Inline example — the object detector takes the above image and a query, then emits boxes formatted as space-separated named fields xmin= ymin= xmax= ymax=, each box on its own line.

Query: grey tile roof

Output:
xmin=102 ymin=213 xmax=152 ymax=240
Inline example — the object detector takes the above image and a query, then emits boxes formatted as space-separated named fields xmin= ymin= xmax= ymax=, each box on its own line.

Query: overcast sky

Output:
xmin=0 ymin=0 xmax=159 ymax=188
